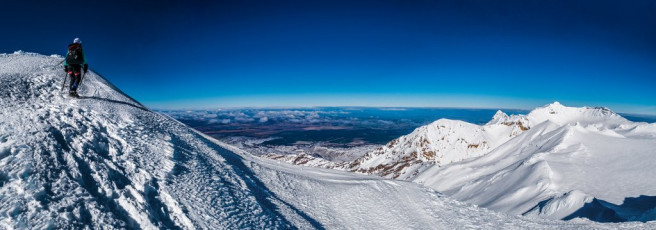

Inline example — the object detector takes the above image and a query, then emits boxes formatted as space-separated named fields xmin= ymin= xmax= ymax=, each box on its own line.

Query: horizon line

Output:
xmin=151 ymin=105 xmax=656 ymax=117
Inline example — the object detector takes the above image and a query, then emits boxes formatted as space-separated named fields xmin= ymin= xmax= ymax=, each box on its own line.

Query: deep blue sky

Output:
xmin=3 ymin=0 xmax=655 ymax=114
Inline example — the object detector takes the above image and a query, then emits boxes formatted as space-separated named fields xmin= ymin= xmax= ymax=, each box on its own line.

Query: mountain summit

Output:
xmin=525 ymin=101 xmax=626 ymax=127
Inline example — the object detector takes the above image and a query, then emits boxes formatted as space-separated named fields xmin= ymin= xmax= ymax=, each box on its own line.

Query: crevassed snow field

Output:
xmin=0 ymin=52 xmax=654 ymax=229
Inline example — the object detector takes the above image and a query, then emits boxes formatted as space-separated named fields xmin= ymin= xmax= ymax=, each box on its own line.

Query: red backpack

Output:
xmin=66 ymin=43 xmax=84 ymax=65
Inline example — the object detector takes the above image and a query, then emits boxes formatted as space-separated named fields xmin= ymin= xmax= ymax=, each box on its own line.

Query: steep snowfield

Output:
xmin=1 ymin=52 xmax=654 ymax=229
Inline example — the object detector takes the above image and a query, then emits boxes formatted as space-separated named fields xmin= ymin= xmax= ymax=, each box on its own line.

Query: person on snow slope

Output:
xmin=64 ymin=37 xmax=88 ymax=97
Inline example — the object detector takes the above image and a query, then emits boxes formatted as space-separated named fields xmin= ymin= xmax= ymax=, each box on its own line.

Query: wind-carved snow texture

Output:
xmin=1 ymin=52 xmax=655 ymax=229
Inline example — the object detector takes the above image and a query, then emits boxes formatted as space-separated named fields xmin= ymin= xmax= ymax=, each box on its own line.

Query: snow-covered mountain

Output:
xmin=336 ymin=99 xmax=656 ymax=222
xmin=414 ymin=103 xmax=656 ymax=222
xmin=6 ymin=52 xmax=650 ymax=229
xmin=346 ymin=111 xmax=529 ymax=179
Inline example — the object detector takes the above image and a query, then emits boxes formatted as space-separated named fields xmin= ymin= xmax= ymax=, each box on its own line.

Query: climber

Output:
xmin=64 ymin=38 xmax=88 ymax=97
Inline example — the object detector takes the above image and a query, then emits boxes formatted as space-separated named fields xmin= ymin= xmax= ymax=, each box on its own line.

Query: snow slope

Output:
xmin=0 ymin=52 xmax=291 ymax=229
xmin=1 ymin=52 xmax=654 ymax=229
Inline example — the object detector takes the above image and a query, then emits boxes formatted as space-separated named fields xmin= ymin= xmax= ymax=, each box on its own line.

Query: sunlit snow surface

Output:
xmin=410 ymin=103 xmax=656 ymax=222
xmin=0 ymin=52 xmax=654 ymax=229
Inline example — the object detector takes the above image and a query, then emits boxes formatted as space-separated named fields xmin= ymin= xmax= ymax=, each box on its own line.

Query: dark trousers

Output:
xmin=67 ymin=64 xmax=82 ymax=91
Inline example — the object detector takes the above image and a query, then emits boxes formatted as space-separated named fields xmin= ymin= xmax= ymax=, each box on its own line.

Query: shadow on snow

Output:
xmin=564 ymin=195 xmax=656 ymax=223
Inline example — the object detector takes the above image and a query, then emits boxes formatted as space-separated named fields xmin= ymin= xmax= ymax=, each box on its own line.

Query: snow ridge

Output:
xmin=0 ymin=53 xmax=293 ymax=228
xmin=525 ymin=101 xmax=627 ymax=127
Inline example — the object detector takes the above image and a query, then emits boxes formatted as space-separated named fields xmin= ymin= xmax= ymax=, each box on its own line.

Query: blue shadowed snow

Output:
xmin=564 ymin=195 xmax=656 ymax=223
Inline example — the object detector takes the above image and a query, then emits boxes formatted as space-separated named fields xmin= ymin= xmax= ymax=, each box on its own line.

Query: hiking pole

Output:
xmin=60 ymin=72 xmax=68 ymax=92
xmin=79 ymin=70 xmax=86 ymax=91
